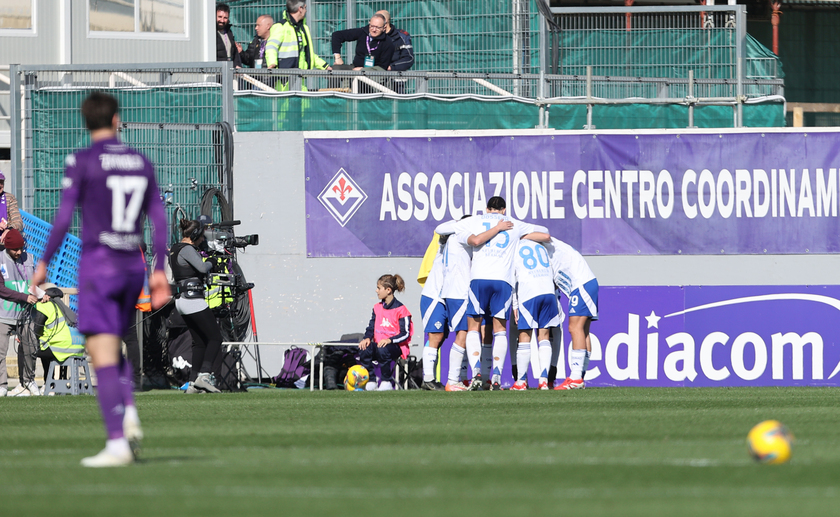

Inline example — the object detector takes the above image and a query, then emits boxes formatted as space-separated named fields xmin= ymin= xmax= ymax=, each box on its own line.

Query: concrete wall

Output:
xmin=234 ymin=131 xmax=427 ymax=372
xmin=234 ymin=128 xmax=840 ymax=373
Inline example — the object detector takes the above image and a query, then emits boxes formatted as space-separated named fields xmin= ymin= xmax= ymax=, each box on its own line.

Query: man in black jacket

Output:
xmin=376 ymin=10 xmax=414 ymax=72
xmin=331 ymin=13 xmax=395 ymax=70
xmin=240 ymin=14 xmax=274 ymax=68
xmin=215 ymin=3 xmax=242 ymax=68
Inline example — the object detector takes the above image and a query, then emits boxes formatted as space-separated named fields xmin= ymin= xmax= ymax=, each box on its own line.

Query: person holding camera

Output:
xmin=170 ymin=219 xmax=223 ymax=394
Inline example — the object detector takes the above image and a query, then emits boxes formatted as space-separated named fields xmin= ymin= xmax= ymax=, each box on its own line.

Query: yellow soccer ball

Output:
xmin=747 ymin=420 xmax=794 ymax=464
xmin=344 ymin=365 xmax=370 ymax=391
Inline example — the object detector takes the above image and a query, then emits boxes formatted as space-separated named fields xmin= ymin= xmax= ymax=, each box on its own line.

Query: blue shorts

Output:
xmin=420 ymin=295 xmax=448 ymax=333
xmin=519 ymin=293 xmax=562 ymax=330
xmin=568 ymin=278 xmax=599 ymax=320
xmin=77 ymin=268 xmax=145 ymax=336
xmin=467 ymin=279 xmax=512 ymax=320
xmin=444 ymin=298 xmax=469 ymax=332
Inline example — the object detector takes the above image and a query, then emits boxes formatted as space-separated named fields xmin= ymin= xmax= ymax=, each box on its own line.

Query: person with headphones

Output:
xmin=169 ymin=219 xmax=223 ymax=394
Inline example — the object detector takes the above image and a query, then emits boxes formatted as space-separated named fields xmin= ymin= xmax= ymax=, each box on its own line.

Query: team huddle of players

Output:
xmin=419 ymin=196 xmax=599 ymax=391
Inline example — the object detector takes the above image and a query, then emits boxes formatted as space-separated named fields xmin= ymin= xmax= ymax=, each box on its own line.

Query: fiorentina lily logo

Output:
xmin=318 ymin=168 xmax=367 ymax=227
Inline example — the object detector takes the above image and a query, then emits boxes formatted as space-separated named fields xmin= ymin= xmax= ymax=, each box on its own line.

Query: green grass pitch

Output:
xmin=2 ymin=387 xmax=838 ymax=516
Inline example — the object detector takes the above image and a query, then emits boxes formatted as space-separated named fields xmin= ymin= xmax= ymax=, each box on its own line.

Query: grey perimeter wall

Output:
xmin=234 ymin=130 xmax=840 ymax=373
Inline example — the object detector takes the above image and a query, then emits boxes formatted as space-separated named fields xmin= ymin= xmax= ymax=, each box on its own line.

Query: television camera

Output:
xmin=202 ymin=219 xmax=259 ymax=252
xmin=200 ymin=218 xmax=257 ymax=311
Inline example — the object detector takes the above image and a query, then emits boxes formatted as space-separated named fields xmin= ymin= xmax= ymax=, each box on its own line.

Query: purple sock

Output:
xmin=95 ymin=365 xmax=125 ymax=440
xmin=119 ymin=358 xmax=136 ymax=409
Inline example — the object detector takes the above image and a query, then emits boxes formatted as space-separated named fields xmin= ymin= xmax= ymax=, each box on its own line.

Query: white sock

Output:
xmin=481 ymin=342 xmax=492 ymax=380
xmin=492 ymin=332 xmax=507 ymax=382
xmin=529 ymin=334 xmax=539 ymax=379
xmin=422 ymin=347 xmax=438 ymax=382
xmin=124 ymin=404 xmax=139 ymax=424
xmin=105 ymin=438 xmax=131 ymax=457
xmin=516 ymin=340 xmax=530 ymax=382
xmin=538 ymin=340 xmax=552 ymax=381
xmin=465 ymin=331 xmax=482 ymax=377
xmin=569 ymin=349 xmax=586 ymax=380
xmin=460 ymin=351 xmax=470 ymax=381
xmin=448 ymin=344 xmax=466 ymax=384
xmin=582 ymin=350 xmax=591 ymax=379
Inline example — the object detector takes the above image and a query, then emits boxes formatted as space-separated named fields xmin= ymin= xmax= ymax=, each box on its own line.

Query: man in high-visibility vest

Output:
xmin=265 ymin=0 xmax=331 ymax=92
xmin=33 ymin=284 xmax=81 ymax=376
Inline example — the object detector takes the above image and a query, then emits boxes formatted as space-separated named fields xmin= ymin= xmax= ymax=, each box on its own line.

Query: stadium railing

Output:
xmin=231 ymin=67 xmax=784 ymax=131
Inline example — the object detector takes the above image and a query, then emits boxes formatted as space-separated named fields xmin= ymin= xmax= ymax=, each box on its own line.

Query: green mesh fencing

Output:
xmin=227 ymin=1 xmax=782 ymax=88
xmin=579 ymin=102 xmax=785 ymax=130
xmin=228 ymin=0 xmax=543 ymax=74
xmin=551 ymin=30 xmax=781 ymax=99
xmin=234 ymin=94 xmax=784 ymax=131
xmin=235 ymin=95 xmax=542 ymax=131
xmin=556 ymin=29 xmax=738 ymax=79
xmin=29 ymin=88 xmax=224 ymax=237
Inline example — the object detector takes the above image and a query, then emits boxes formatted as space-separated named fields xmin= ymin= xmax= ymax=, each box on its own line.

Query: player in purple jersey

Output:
xmin=31 ymin=92 xmax=170 ymax=468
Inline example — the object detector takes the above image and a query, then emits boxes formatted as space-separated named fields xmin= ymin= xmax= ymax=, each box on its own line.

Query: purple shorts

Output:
xmin=77 ymin=268 xmax=145 ymax=336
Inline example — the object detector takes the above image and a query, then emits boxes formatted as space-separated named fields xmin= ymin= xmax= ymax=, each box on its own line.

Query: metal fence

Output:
xmin=233 ymin=67 xmax=783 ymax=99
xmin=9 ymin=63 xmax=233 ymax=239
xmin=231 ymin=67 xmax=784 ymax=131
xmin=547 ymin=7 xmax=740 ymax=78
xmin=229 ymin=0 xmax=543 ymax=75
xmin=227 ymin=2 xmax=781 ymax=85
xmin=8 ymin=64 xmax=784 ymax=204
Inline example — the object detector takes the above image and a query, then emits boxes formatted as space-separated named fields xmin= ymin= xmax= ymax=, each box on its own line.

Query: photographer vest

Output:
xmin=169 ymin=243 xmax=200 ymax=282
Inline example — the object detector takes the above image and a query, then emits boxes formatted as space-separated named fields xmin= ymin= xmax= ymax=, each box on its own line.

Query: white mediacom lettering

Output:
xmin=597 ymin=296 xmax=836 ymax=383
xmin=604 ymin=314 xmax=640 ymax=381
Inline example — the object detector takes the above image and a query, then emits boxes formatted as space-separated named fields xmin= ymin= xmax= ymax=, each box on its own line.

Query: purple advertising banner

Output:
xmin=305 ymin=132 xmax=840 ymax=257
xmin=435 ymin=285 xmax=840 ymax=388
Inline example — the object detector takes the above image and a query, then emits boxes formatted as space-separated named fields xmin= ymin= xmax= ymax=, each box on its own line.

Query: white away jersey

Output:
xmin=514 ymin=240 xmax=555 ymax=303
xmin=420 ymin=249 xmax=445 ymax=302
xmin=457 ymin=213 xmax=540 ymax=286
xmin=544 ymin=237 xmax=596 ymax=297
xmin=434 ymin=220 xmax=473 ymax=300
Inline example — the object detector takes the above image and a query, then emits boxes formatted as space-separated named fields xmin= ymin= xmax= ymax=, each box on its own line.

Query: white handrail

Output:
xmin=473 ymin=78 xmax=512 ymax=96
xmin=108 ymin=72 xmax=148 ymax=88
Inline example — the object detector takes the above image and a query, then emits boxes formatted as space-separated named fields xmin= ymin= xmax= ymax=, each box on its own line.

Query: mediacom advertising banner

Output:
xmin=305 ymin=132 xmax=840 ymax=257
xmin=436 ymin=285 xmax=840 ymax=388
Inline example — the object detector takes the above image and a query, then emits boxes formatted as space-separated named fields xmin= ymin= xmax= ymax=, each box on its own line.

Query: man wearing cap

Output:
xmin=0 ymin=229 xmax=43 ymax=397
xmin=0 ymin=169 xmax=24 ymax=244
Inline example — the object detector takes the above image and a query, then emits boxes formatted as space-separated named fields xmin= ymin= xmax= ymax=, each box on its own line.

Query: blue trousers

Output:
xmin=358 ymin=342 xmax=401 ymax=381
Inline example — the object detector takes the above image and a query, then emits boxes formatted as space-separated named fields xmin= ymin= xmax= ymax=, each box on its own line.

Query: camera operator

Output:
xmin=169 ymin=219 xmax=223 ymax=394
